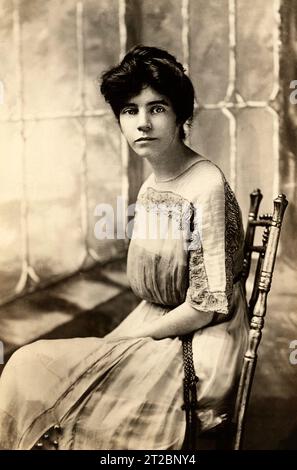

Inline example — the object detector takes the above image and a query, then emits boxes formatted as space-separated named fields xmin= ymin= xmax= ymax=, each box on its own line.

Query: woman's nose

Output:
xmin=137 ymin=110 xmax=152 ymax=131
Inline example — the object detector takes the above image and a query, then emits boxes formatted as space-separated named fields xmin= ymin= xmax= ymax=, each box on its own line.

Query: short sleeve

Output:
xmin=185 ymin=165 xmax=242 ymax=315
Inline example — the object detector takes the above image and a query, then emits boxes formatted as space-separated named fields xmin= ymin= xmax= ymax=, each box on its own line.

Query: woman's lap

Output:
xmin=0 ymin=293 xmax=248 ymax=448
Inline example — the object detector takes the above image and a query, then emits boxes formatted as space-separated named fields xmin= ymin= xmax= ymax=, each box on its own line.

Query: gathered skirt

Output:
xmin=0 ymin=283 xmax=248 ymax=450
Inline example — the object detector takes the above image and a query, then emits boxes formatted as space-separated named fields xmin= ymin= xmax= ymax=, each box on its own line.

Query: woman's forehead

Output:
xmin=127 ymin=86 xmax=170 ymax=106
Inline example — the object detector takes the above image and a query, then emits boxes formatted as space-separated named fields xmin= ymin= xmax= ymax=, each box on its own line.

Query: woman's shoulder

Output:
xmin=135 ymin=157 xmax=227 ymax=203
xmin=180 ymin=157 xmax=226 ymax=200
xmin=189 ymin=157 xmax=224 ymax=181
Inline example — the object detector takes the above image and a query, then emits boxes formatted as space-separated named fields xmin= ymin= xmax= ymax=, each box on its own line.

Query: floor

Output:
xmin=0 ymin=258 xmax=296 ymax=450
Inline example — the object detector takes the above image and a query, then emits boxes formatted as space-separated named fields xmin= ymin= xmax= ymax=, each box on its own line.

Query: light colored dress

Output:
xmin=0 ymin=158 xmax=249 ymax=450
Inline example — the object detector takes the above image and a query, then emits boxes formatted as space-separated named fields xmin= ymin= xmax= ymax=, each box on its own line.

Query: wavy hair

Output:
xmin=100 ymin=45 xmax=195 ymax=140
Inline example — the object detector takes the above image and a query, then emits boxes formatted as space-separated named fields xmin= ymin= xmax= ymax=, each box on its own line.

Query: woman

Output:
xmin=0 ymin=45 xmax=249 ymax=450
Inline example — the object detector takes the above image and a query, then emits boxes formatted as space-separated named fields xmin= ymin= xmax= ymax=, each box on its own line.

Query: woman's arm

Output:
xmin=126 ymin=302 xmax=214 ymax=339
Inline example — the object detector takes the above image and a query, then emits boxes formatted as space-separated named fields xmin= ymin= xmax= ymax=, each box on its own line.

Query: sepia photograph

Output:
xmin=0 ymin=0 xmax=296 ymax=454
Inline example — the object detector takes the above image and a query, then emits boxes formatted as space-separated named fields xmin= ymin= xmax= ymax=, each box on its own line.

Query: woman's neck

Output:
xmin=146 ymin=141 xmax=199 ymax=182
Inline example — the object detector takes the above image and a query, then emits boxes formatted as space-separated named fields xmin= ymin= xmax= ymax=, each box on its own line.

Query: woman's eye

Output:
xmin=121 ymin=108 xmax=137 ymax=115
xmin=151 ymin=106 xmax=165 ymax=114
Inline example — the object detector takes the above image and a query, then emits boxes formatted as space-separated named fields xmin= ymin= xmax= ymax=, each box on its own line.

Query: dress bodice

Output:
xmin=127 ymin=159 xmax=244 ymax=314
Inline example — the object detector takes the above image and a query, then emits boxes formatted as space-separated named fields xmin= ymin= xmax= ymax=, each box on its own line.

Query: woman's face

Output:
xmin=119 ymin=86 xmax=181 ymax=159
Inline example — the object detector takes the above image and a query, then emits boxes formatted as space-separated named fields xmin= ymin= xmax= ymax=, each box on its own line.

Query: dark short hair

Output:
xmin=100 ymin=45 xmax=195 ymax=140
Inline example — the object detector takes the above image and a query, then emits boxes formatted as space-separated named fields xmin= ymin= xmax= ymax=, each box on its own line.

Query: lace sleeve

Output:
xmin=185 ymin=168 xmax=242 ymax=315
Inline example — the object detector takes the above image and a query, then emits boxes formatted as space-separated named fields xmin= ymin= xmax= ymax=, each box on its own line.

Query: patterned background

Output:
xmin=0 ymin=0 xmax=295 ymax=304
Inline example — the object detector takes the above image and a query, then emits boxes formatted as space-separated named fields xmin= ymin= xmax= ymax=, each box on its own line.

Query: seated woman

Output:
xmin=0 ymin=45 xmax=249 ymax=450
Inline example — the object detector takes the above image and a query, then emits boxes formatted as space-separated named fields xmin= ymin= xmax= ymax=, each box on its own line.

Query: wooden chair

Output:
xmin=232 ymin=190 xmax=288 ymax=449
xmin=196 ymin=189 xmax=288 ymax=450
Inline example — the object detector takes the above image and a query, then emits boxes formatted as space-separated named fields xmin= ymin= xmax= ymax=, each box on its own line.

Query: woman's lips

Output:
xmin=135 ymin=137 xmax=157 ymax=143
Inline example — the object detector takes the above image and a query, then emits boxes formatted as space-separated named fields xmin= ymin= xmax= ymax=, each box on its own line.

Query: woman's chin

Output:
xmin=133 ymin=148 xmax=155 ymax=159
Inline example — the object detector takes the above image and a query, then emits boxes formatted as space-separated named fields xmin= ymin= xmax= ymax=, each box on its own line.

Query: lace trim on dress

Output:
xmin=137 ymin=187 xmax=193 ymax=231
xmin=187 ymin=178 xmax=242 ymax=315
xmin=187 ymin=250 xmax=229 ymax=314
xmin=224 ymin=180 xmax=243 ymax=305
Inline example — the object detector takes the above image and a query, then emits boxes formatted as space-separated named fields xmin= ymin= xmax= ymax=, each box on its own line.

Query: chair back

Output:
xmin=233 ymin=190 xmax=288 ymax=449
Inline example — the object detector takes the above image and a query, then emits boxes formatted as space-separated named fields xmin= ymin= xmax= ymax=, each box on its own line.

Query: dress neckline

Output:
xmin=153 ymin=156 xmax=208 ymax=184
